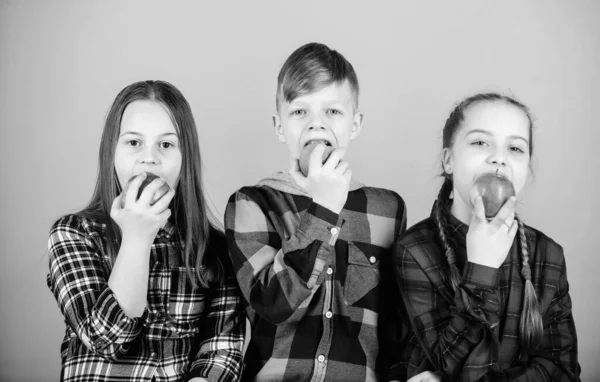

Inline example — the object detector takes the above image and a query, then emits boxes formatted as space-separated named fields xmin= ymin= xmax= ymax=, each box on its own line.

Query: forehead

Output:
xmin=459 ymin=101 xmax=530 ymax=139
xmin=286 ymin=80 xmax=355 ymax=106
xmin=120 ymin=100 xmax=176 ymax=133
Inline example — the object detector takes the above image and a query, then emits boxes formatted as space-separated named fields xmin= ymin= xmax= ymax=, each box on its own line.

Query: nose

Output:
xmin=488 ymin=147 xmax=507 ymax=167
xmin=308 ymin=112 xmax=326 ymax=131
xmin=139 ymin=144 xmax=159 ymax=165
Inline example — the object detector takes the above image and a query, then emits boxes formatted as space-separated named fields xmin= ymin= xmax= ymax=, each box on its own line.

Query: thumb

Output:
xmin=110 ymin=195 xmax=122 ymax=220
xmin=289 ymin=158 xmax=308 ymax=189
xmin=471 ymin=195 xmax=487 ymax=225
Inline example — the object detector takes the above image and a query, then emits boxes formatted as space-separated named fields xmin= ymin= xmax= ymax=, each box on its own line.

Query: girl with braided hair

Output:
xmin=390 ymin=93 xmax=580 ymax=381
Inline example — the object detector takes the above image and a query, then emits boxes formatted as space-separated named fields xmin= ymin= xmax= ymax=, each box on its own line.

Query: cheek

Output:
xmin=166 ymin=152 xmax=183 ymax=187
xmin=512 ymin=164 xmax=530 ymax=195
xmin=113 ymin=150 xmax=132 ymax=188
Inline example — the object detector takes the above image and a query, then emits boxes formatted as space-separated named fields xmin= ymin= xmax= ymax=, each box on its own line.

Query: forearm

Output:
xmin=397 ymin=248 xmax=501 ymax=381
xmin=226 ymin=194 xmax=341 ymax=324
xmin=107 ymin=235 xmax=152 ymax=317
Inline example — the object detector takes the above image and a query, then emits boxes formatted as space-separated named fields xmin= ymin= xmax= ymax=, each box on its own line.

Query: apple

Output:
xmin=299 ymin=141 xmax=335 ymax=177
xmin=121 ymin=172 xmax=170 ymax=208
xmin=472 ymin=172 xmax=516 ymax=219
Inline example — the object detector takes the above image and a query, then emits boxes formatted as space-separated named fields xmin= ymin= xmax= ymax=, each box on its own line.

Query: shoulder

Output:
xmin=50 ymin=213 xmax=105 ymax=241
xmin=225 ymin=185 xmax=284 ymax=211
xmin=398 ymin=217 xmax=439 ymax=249
xmin=357 ymin=186 xmax=406 ymax=216
xmin=360 ymin=187 xmax=404 ymax=205
xmin=394 ymin=217 xmax=443 ymax=262
xmin=48 ymin=214 xmax=105 ymax=264
xmin=224 ymin=186 xmax=273 ymax=225
xmin=523 ymin=224 xmax=566 ymax=266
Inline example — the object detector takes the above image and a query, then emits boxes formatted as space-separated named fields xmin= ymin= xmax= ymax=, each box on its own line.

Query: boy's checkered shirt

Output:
xmin=47 ymin=214 xmax=245 ymax=382
xmin=224 ymin=174 xmax=406 ymax=382
xmin=391 ymin=208 xmax=580 ymax=381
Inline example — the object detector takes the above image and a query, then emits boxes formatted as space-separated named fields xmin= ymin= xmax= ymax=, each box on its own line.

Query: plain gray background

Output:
xmin=1 ymin=1 xmax=598 ymax=381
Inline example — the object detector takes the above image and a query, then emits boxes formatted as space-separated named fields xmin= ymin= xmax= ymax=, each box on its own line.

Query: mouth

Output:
xmin=479 ymin=169 xmax=509 ymax=180
xmin=303 ymin=139 xmax=333 ymax=148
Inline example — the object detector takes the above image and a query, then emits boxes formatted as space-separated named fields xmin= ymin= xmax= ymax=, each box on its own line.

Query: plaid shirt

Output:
xmin=224 ymin=174 xmax=406 ymax=381
xmin=47 ymin=214 xmax=245 ymax=382
xmin=391 ymin=207 xmax=580 ymax=381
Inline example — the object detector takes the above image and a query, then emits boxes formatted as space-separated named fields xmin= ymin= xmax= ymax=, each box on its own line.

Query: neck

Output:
xmin=449 ymin=189 xmax=472 ymax=226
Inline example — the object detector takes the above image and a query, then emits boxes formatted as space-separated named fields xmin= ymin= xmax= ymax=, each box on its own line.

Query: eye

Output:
xmin=290 ymin=109 xmax=306 ymax=116
xmin=127 ymin=139 xmax=141 ymax=147
xmin=471 ymin=140 xmax=488 ymax=147
xmin=510 ymin=146 xmax=525 ymax=154
xmin=160 ymin=141 xmax=174 ymax=149
xmin=326 ymin=109 xmax=342 ymax=115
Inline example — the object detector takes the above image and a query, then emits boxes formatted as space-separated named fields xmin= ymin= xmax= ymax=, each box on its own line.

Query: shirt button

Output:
xmin=369 ymin=256 xmax=376 ymax=264
xmin=325 ymin=311 xmax=333 ymax=319
xmin=326 ymin=267 xmax=333 ymax=275
xmin=150 ymin=352 xmax=158 ymax=359
xmin=330 ymin=227 xmax=338 ymax=235
xmin=318 ymin=355 xmax=325 ymax=363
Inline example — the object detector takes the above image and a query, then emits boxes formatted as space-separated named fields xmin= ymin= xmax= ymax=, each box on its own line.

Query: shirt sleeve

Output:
xmin=46 ymin=215 xmax=144 ymax=361
xmin=485 ymin=247 xmax=580 ymax=382
xmin=185 ymin=269 xmax=245 ymax=382
xmin=394 ymin=243 xmax=502 ymax=382
xmin=224 ymin=188 xmax=343 ymax=325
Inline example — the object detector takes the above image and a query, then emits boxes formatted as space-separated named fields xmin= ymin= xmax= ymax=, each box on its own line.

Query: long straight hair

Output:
xmin=78 ymin=80 xmax=223 ymax=288
xmin=433 ymin=93 xmax=543 ymax=351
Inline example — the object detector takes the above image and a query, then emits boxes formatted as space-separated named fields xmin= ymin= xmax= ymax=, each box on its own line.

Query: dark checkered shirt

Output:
xmin=391 ymin=208 xmax=580 ymax=381
xmin=224 ymin=176 xmax=406 ymax=381
xmin=47 ymin=214 xmax=245 ymax=382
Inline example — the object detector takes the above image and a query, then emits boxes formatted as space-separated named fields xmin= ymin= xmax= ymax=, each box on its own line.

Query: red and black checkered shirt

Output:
xmin=47 ymin=214 xmax=245 ymax=382
xmin=224 ymin=174 xmax=406 ymax=381
xmin=391 ymin=208 xmax=580 ymax=381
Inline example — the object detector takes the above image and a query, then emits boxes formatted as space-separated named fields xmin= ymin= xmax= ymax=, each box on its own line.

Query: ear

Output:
xmin=350 ymin=111 xmax=363 ymax=140
xmin=442 ymin=148 xmax=453 ymax=174
xmin=273 ymin=114 xmax=286 ymax=143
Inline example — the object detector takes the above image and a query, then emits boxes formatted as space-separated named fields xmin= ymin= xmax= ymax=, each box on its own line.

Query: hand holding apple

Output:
xmin=299 ymin=141 xmax=335 ymax=177
xmin=111 ymin=172 xmax=175 ymax=241
xmin=120 ymin=172 xmax=170 ymax=208
xmin=471 ymin=171 xmax=516 ymax=219
xmin=136 ymin=172 xmax=170 ymax=204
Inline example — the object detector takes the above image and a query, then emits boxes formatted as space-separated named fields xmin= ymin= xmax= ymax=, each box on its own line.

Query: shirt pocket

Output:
xmin=168 ymin=267 xmax=206 ymax=323
xmin=344 ymin=241 xmax=380 ymax=306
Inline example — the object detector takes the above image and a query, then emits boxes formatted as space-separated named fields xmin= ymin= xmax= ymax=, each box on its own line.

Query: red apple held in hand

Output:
xmin=472 ymin=172 xmax=516 ymax=219
xmin=121 ymin=172 xmax=170 ymax=207
xmin=299 ymin=141 xmax=335 ymax=177
xmin=137 ymin=172 xmax=170 ymax=203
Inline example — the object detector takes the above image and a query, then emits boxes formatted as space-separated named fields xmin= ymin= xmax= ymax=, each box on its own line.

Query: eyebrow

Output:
xmin=120 ymin=131 xmax=178 ymax=138
xmin=466 ymin=129 xmax=529 ymax=144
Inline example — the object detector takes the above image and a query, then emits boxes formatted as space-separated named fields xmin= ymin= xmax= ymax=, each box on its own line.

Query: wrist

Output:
xmin=120 ymin=232 xmax=154 ymax=253
xmin=312 ymin=198 xmax=343 ymax=214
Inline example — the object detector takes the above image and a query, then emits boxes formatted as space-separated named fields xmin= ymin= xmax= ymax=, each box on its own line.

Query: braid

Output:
xmin=433 ymin=177 xmax=462 ymax=291
xmin=517 ymin=219 xmax=543 ymax=351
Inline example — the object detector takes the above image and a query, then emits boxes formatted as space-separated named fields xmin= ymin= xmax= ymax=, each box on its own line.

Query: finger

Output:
xmin=150 ymin=186 xmax=175 ymax=213
xmin=289 ymin=159 xmax=309 ymax=188
xmin=334 ymin=160 xmax=350 ymax=175
xmin=406 ymin=374 xmax=423 ymax=382
xmin=158 ymin=207 xmax=172 ymax=223
xmin=490 ymin=196 xmax=517 ymax=230
xmin=125 ymin=172 xmax=147 ymax=206
xmin=343 ymin=168 xmax=353 ymax=182
xmin=508 ymin=219 xmax=519 ymax=240
xmin=138 ymin=177 xmax=166 ymax=205
xmin=110 ymin=195 xmax=122 ymax=215
xmin=321 ymin=148 xmax=343 ymax=172
xmin=470 ymin=195 xmax=487 ymax=225
xmin=308 ymin=144 xmax=328 ymax=174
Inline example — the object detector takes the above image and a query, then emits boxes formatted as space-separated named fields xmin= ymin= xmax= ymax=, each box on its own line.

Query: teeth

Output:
xmin=305 ymin=140 xmax=330 ymax=147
